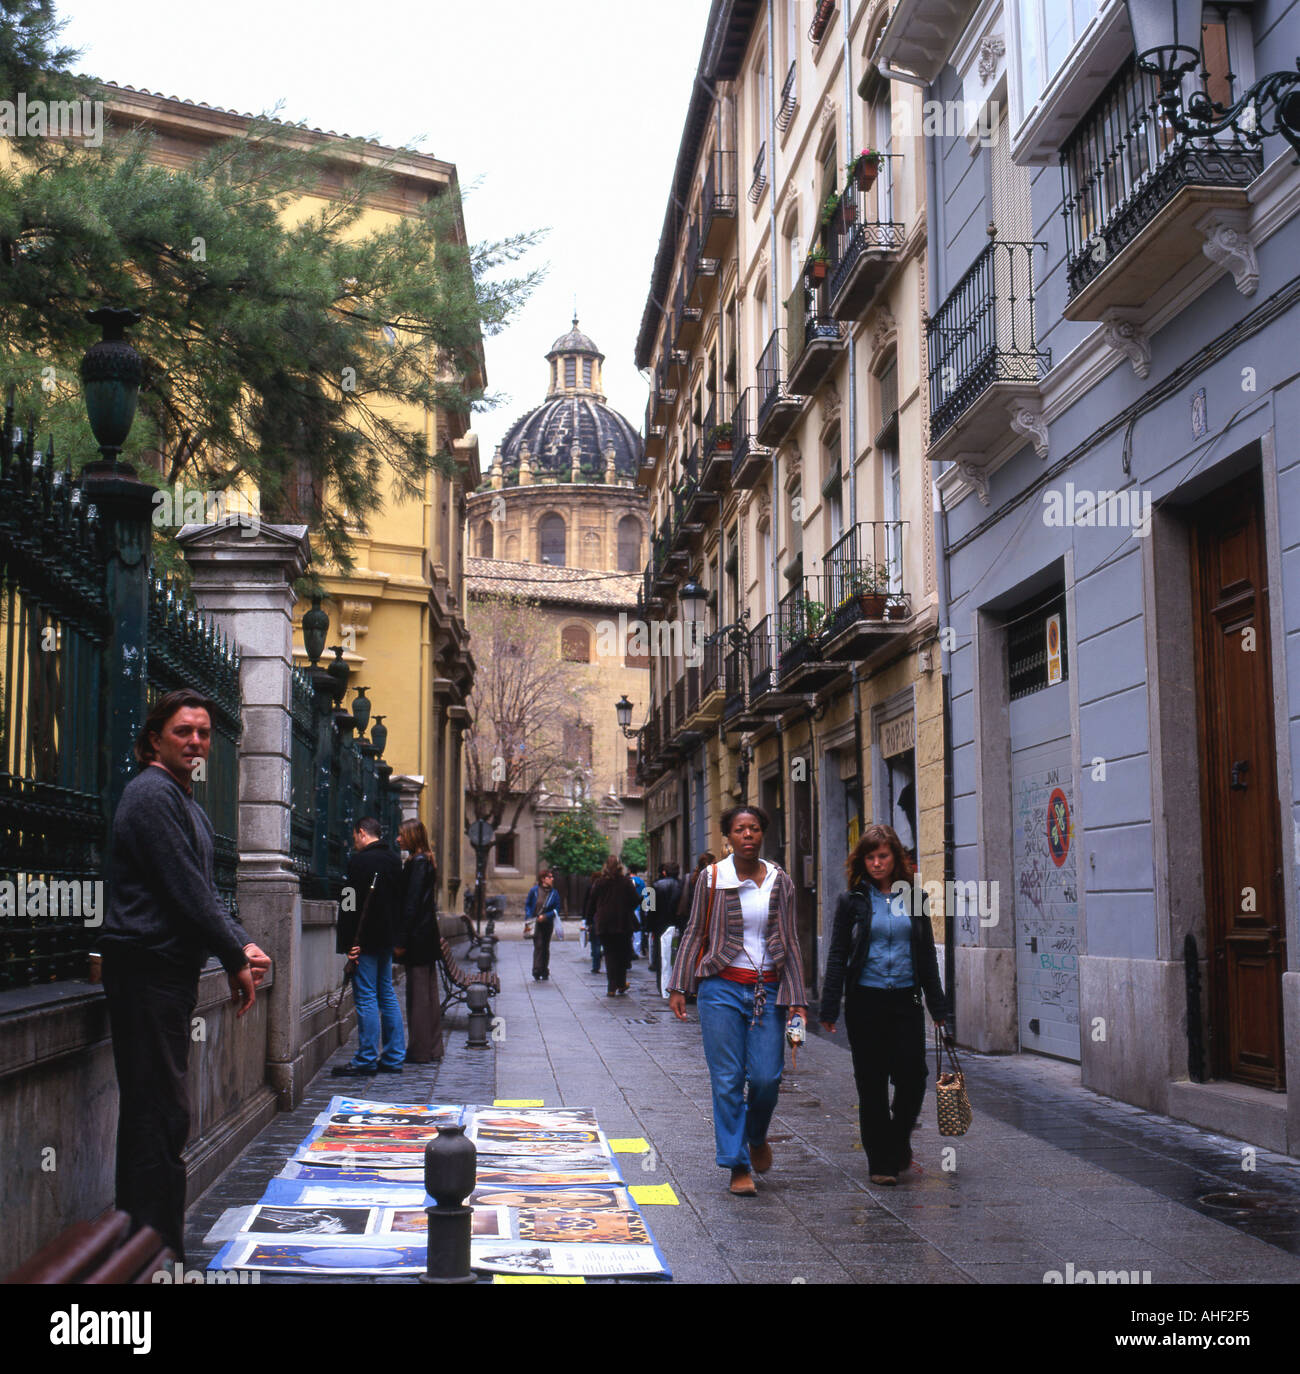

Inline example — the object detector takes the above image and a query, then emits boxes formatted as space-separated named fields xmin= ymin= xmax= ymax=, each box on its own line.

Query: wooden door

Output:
xmin=1192 ymin=471 xmax=1287 ymax=1089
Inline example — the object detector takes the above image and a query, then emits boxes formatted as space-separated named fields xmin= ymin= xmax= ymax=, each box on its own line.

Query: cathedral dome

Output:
xmin=494 ymin=317 xmax=642 ymax=486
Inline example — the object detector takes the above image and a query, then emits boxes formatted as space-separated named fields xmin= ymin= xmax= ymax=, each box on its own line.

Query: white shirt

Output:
xmin=715 ymin=854 xmax=777 ymax=974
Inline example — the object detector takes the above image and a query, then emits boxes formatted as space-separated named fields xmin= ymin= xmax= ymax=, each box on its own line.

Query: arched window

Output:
xmin=564 ymin=357 xmax=577 ymax=387
xmin=617 ymin=515 xmax=642 ymax=572
xmin=561 ymin=624 xmax=591 ymax=663
xmin=582 ymin=359 xmax=593 ymax=388
xmin=539 ymin=513 xmax=566 ymax=566
xmin=477 ymin=521 xmax=494 ymax=558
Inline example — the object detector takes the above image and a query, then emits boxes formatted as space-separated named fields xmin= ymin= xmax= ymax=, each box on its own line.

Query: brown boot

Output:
xmin=729 ymin=1166 xmax=757 ymax=1196
xmin=749 ymin=1140 xmax=773 ymax=1174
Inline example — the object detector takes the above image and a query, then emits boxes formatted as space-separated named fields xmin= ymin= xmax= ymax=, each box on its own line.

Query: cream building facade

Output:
xmin=635 ymin=0 xmax=943 ymax=993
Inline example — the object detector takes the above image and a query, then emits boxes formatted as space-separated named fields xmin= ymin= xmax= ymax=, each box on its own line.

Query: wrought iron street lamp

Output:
xmin=615 ymin=694 xmax=637 ymax=739
xmin=679 ymin=579 xmax=708 ymax=625
xmin=1126 ymin=0 xmax=1300 ymax=157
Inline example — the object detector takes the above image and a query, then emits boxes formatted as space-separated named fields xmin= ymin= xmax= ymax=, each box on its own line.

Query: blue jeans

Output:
xmin=351 ymin=951 xmax=405 ymax=1069
xmin=696 ymin=976 xmax=785 ymax=1169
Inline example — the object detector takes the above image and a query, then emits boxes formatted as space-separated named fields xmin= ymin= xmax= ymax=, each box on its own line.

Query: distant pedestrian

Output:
xmin=628 ymin=862 xmax=650 ymax=957
xmin=669 ymin=808 xmax=806 ymax=1196
xmin=819 ymin=823 xmax=949 ymax=1186
xmin=583 ymin=868 xmax=603 ymax=974
xmin=526 ymin=868 xmax=562 ymax=981
xmin=333 ymin=817 xmax=406 ymax=1076
xmin=649 ymin=863 xmax=682 ymax=975
xmin=100 ymin=689 xmax=271 ymax=1259
xmin=584 ymin=855 xmax=639 ymax=996
xmin=395 ymin=820 xmax=442 ymax=1062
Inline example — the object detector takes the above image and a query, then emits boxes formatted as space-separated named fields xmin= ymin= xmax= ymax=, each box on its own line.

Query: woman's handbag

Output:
xmin=934 ymin=1028 xmax=973 ymax=1136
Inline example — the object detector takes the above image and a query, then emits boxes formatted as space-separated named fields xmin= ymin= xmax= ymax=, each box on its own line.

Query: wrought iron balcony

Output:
xmin=652 ymin=357 xmax=678 ymax=423
xmin=748 ymin=142 xmax=767 ymax=204
xmin=755 ymin=329 xmax=803 ymax=447
xmin=829 ymin=159 xmax=905 ymax=320
xmin=731 ymin=386 xmax=770 ymax=489
xmin=820 ymin=521 xmax=912 ymax=660
xmin=785 ymin=276 xmax=845 ymax=396
xmin=776 ymin=576 xmax=851 ymax=689
xmin=777 ymin=61 xmax=798 ymax=133
xmin=808 ymin=0 xmax=835 ymax=44
xmin=673 ymin=272 xmax=702 ymax=349
xmin=744 ymin=616 xmax=801 ymax=715
xmin=702 ymin=150 xmax=738 ymax=256
xmin=926 ymin=234 xmax=1048 ymax=459
xmin=643 ymin=392 xmax=665 ymax=462
xmin=1061 ymin=57 xmax=1261 ymax=320
xmin=701 ymin=392 xmax=735 ymax=492
xmin=723 ymin=643 xmax=747 ymax=721
xmin=687 ymin=215 xmax=719 ymax=306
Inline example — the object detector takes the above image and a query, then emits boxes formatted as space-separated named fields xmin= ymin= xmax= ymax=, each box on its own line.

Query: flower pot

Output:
xmin=807 ymin=260 xmax=828 ymax=282
xmin=885 ymin=600 xmax=908 ymax=621
xmin=856 ymin=163 xmax=879 ymax=192
xmin=858 ymin=592 xmax=887 ymax=618
xmin=715 ymin=440 xmax=733 ymax=451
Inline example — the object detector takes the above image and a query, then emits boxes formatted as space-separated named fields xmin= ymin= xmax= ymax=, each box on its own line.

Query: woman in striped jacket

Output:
xmin=668 ymin=805 xmax=807 ymax=1196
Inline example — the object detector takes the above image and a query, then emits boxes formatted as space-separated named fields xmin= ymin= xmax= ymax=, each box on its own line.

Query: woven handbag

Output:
xmin=935 ymin=1027 xmax=973 ymax=1136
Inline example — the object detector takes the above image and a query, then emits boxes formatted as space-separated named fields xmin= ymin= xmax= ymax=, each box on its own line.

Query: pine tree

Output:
xmin=0 ymin=0 xmax=544 ymax=568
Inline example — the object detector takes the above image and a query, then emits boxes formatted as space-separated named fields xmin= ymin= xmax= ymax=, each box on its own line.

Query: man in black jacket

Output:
xmin=332 ymin=817 xmax=406 ymax=1076
xmin=100 ymin=690 xmax=271 ymax=1259
xmin=649 ymin=864 xmax=682 ymax=974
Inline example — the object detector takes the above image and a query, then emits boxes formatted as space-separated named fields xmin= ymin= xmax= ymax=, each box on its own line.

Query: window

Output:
xmin=882 ymin=447 xmax=902 ymax=593
xmin=1015 ymin=0 xmax=1102 ymax=109
xmin=494 ymin=833 xmax=516 ymax=869
xmin=563 ymin=720 xmax=593 ymax=766
xmin=1008 ymin=588 xmax=1069 ymax=699
xmin=725 ymin=528 xmax=740 ymax=625
xmin=476 ymin=521 xmax=494 ymax=558
xmin=539 ymin=513 xmax=566 ymax=565
xmin=551 ymin=360 xmax=558 ymax=390
xmin=878 ymin=355 xmax=898 ymax=428
xmin=561 ymin=624 xmax=591 ymax=663
xmin=760 ymin=522 xmax=772 ymax=618
xmin=787 ymin=482 xmax=804 ymax=581
xmin=624 ymin=639 xmax=650 ymax=669
xmin=565 ymin=357 xmax=577 ymax=387
xmin=582 ymin=358 xmax=593 ymax=388
xmin=617 ymin=515 xmax=642 ymax=572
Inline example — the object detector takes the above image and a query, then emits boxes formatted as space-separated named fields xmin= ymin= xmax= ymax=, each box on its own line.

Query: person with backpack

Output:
xmin=525 ymin=868 xmax=562 ymax=981
xmin=395 ymin=819 xmax=442 ymax=1061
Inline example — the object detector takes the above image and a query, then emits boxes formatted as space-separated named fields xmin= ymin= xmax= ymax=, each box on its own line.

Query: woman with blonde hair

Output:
xmin=819 ymin=823 xmax=948 ymax=1186
xmin=395 ymin=819 xmax=442 ymax=1062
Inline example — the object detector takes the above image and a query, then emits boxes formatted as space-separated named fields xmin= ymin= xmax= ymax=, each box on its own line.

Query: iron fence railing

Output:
xmin=749 ymin=142 xmax=767 ymax=203
xmin=1060 ymin=56 xmax=1261 ymax=299
xmin=777 ymin=61 xmax=798 ymax=132
xmin=927 ymin=237 xmax=1049 ymax=444
xmin=748 ymin=615 xmax=778 ymax=699
xmin=732 ymin=387 xmax=765 ymax=477
xmin=702 ymin=150 xmax=738 ymax=241
xmin=756 ymin=329 xmax=795 ymax=431
xmin=823 ymin=520 xmax=910 ymax=637
xmin=829 ymin=156 xmax=905 ymax=301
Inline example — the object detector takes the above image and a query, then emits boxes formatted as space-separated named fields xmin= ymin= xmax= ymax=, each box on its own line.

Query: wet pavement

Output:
xmin=184 ymin=925 xmax=1300 ymax=1284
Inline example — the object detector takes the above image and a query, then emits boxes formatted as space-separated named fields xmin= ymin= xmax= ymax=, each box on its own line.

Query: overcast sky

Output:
xmin=60 ymin=0 xmax=708 ymax=465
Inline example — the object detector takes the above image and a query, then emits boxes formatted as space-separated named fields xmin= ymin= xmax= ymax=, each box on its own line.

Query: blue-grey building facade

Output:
xmin=879 ymin=0 xmax=1300 ymax=1152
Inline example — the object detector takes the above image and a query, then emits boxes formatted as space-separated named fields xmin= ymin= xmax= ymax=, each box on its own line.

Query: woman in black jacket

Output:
xmin=819 ymin=823 xmax=948 ymax=1186
xmin=395 ymin=820 xmax=442 ymax=1062
xmin=583 ymin=856 xmax=639 ymax=997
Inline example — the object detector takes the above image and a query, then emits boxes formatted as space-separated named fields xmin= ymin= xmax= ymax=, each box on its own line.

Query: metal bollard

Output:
xmin=475 ymin=948 xmax=493 ymax=975
xmin=420 ymin=1123 xmax=477 ymax=1284
xmin=466 ymin=982 xmax=492 ymax=1047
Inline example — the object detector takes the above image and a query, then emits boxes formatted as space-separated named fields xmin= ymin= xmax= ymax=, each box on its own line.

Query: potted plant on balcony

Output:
xmin=885 ymin=595 xmax=908 ymax=621
xmin=706 ymin=421 xmax=734 ymax=452
xmin=848 ymin=564 xmax=888 ymax=618
xmin=820 ymin=192 xmax=840 ymax=226
xmin=850 ymin=148 xmax=884 ymax=192
xmin=837 ymin=188 xmax=858 ymax=232
xmin=809 ymin=0 xmax=835 ymax=44
xmin=804 ymin=246 xmax=830 ymax=285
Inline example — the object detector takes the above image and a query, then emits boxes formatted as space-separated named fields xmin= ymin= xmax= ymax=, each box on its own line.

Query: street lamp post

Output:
xmin=1125 ymin=0 xmax=1300 ymax=157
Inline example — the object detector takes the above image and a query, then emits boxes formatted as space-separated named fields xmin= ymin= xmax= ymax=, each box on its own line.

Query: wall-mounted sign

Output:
xmin=1047 ymin=786 xmax=1071 ymax=867
xmin=1046 ymin=613 xmax=1063 ymax=686
xmin=645 ymin=773 xmax=681 ymax=828
xmin=879 ymin=713 xmax=916 ymax=760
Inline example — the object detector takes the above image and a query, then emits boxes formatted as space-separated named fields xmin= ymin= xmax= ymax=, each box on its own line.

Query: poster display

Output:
xmin=207 ymin=1099 xmax=670 ymax=1279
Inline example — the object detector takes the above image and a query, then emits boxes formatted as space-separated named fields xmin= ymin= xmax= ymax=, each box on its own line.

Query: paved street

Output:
xmin=188 ymin=927 xmax=1300 ymax=1284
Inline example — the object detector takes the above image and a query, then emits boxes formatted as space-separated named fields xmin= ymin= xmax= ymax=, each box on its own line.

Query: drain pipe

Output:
xmin=937 ymin=483 xmax=957 ymax=1038
xmin=768 ymin=0 xmax=781 ymax=639
xmin=843 ymin=0 xmax=858 ymax=534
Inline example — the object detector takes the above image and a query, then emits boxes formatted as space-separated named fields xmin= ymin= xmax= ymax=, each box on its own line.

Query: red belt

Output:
xmin=719 ymin=967 xmax=779 ymax=985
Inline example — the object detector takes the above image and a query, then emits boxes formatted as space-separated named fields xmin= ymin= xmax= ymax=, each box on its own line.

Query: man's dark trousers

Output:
xmin=843 ymin=984 xmax=928 ymax=1176
xmin=532 ymin=916 xmax=554 ymax=977
xmin=102 ymin=950 xmax=199 ymax=1259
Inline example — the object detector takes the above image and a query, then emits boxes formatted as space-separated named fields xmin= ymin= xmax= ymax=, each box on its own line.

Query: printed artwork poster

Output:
xmin=469 ymin=1137 xmax=610 ymax=1158
xmin=469 ymin=1186 xmax=633 ymax=1212
xmin=212 ymin=1239 xmax=426 ymax=1275
xmin=470 ymin=1109 xmax=600 ymax=1132
xmin=517 ymin=1208 xmax=650 ymax=1245
xmin=327 ymin=1097 xmax=462 ymax=1120
xmin=263 ymin=1177 xmax=430 ymax=1208
xmin=470 ymin=1242 xmax=669 ymax=1278
xmin=244 ymin=1206 xmax=374 ymax=1237
xmin=277 ymin=1162 xmax=427 ymax=1184
xmin=474 ymin=1127 xmax=601 ymax=1145
xmin=296 ymin=1147 xmax=425 ymax=1168
xmin=317 ymin=1123 xmax=441 ymax=1142
xmin=475 ymin=1165 xmax=624 ymax=1187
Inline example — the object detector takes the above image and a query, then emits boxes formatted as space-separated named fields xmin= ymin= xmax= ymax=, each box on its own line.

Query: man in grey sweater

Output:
xmin=100 ymin=689 xmax=270 ymax=1259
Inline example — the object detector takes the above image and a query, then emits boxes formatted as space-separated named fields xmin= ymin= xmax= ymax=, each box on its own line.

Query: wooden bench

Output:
xmin=5 ymin=1209 xmax=174 ymax=1284
xmin=438 ymin=936 xmax=499 ymax=1016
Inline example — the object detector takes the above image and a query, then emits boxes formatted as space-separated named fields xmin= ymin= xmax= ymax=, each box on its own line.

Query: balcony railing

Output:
xmin=927 ymin=236 xmax=1048 ymax=445
xmin=643 ymin=392 xmax=665 ymax=460
xmin=748 ymin=616 xmax=780 ymax=700
xmin=723 ymin=643 xmax=747 ymax=718
xmin=702 ymin=150 xmax=738 ymax=254
xmin=808 ymin=0 xmax=835 ymax=43
xmin=786 ymin=278 xmax=845 ymax=395
xmin=755 ymin=328 xmax=802 ymax=445
xmin=701 ymin=391 xmax=735 ymax=491
xmin=777 ymin=62 xmax=798 ymax=132
xmin=673 ymin=272 xmax=702 ymax=348
xmin=829 ymin=158 xmax=905 ymax=319
xmin=700 ymin=638 xmax=724 ymax=700
xmin=822 ymin=521 xmax=911 ymax=649
xmin=1061 ymin=57 xmax=1261 ymax=303
xmin=748 ymin=143 xmax=767 ymax=204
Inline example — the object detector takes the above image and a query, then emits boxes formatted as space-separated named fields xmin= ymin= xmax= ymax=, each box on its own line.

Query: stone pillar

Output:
xmin=392 ymin=774 xmax=425 ymax=823
xmin=177 ymin=520 xmax=311 ymax=1108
